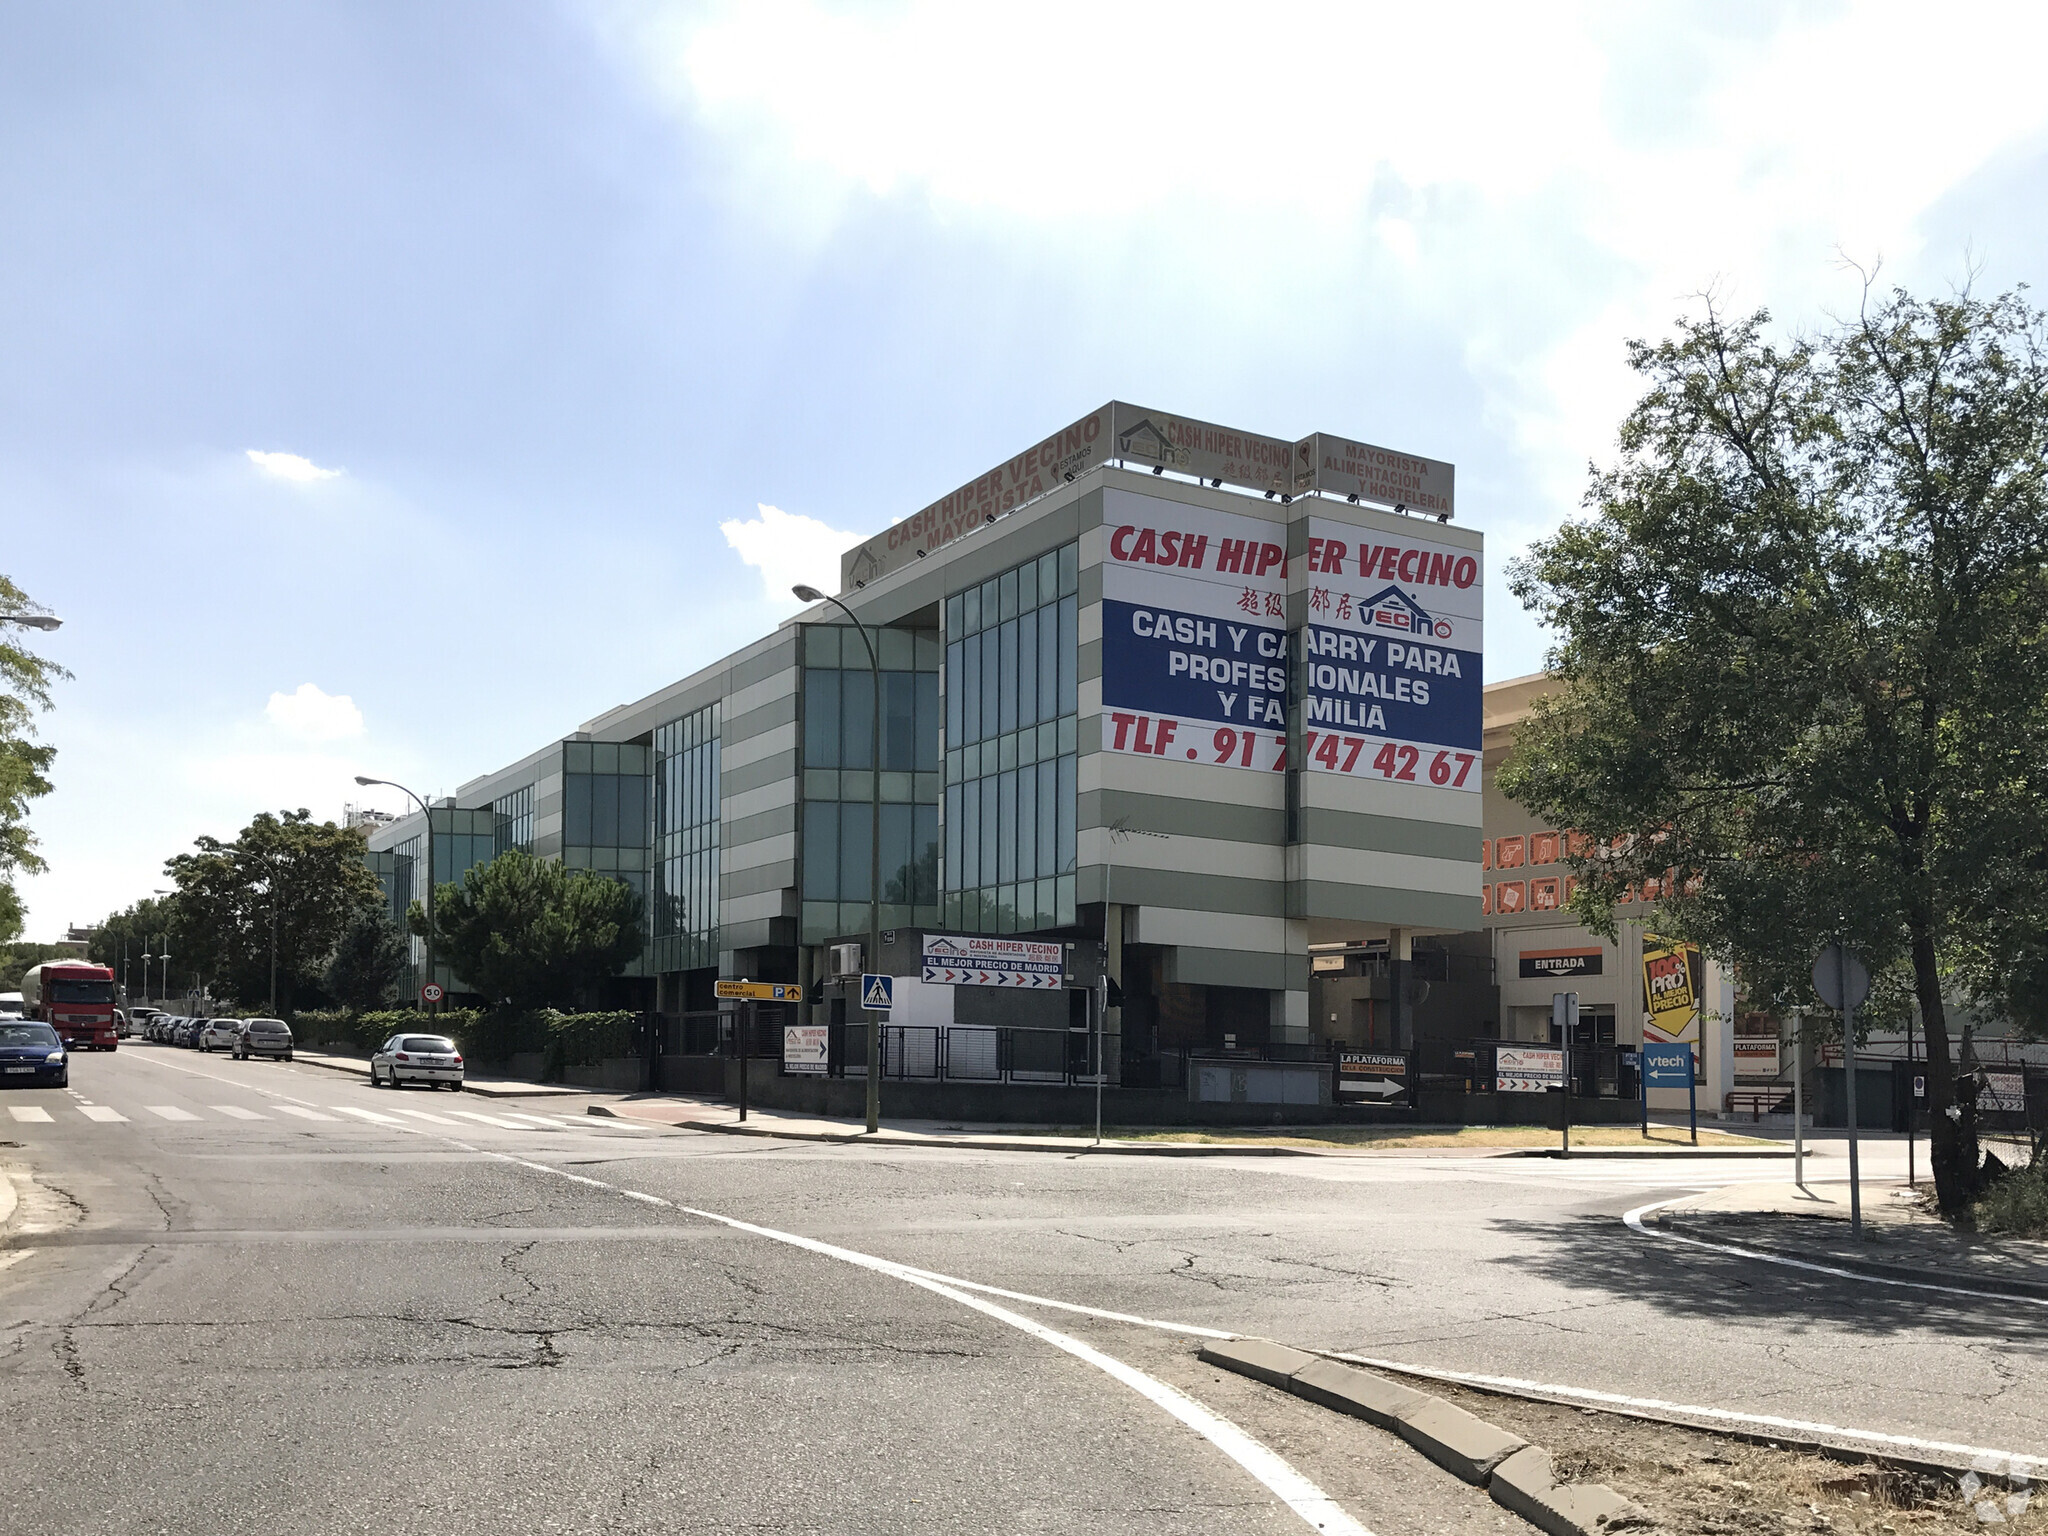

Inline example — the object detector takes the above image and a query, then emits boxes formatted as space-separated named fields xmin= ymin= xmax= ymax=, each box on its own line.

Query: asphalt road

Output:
xmin=2 ymin=1044 xmax=2040 ymax=1534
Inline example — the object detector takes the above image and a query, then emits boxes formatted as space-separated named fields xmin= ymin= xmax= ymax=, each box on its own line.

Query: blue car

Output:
xmin=0 ymin=1021 xmax=68 ymax=1088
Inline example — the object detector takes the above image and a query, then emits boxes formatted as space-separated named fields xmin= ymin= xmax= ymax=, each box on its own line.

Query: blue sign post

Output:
xmin=1640 ymin=1041 xmax=1698 ymax=1145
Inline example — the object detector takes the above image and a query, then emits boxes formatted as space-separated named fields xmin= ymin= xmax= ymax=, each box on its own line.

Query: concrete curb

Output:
xmin=0 ymin=1167 xmax=17 ymax=1232
xmin=584 ymin=1109 xmax=1319 ymax=1155
xmin=1197 ymin=1340 xmax=1642 ymax=1534
xmin=1654 ymin=1212 xmax=2048 ymax=1300
xmin=1513 ymin=1146 xmax=1792 ymax=1160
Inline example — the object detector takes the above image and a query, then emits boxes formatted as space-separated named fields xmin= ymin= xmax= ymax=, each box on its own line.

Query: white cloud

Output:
xmin=264 ymin=683 xmax=365 ymax=742
xmin=246 ymin=448 xmax=342 ymax=482
xmin=719 ymin=503 xmax=865 ymax=606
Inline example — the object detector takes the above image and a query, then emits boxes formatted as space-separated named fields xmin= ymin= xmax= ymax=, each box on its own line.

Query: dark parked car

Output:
xmin=176 ymin=1017 xmax=209 ymax=1048
xmin=0 ymin=1021 xmax=68 ymax=1088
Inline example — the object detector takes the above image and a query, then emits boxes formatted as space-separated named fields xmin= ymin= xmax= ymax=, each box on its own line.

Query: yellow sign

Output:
xmin=1641 ymin=937 xmax=1698 ymax=1042
xmin=714 ymin=981 xmax=802 ymax=1002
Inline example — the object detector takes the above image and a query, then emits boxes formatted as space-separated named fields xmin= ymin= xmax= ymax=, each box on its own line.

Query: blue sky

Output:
xmin=9 ymin=1 xmax=2048 ymax=941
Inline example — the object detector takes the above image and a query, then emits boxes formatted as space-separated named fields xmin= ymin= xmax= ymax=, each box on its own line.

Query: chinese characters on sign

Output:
xmin=1100 ymin=490 xmax=1289 ymax=775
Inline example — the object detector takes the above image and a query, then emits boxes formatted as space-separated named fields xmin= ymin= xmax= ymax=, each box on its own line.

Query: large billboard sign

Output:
xmin=922 ymin=934 xmax=1065 ymax=989
xmin=1298 ymin=518 xmax=1482 ymax=790
xmin=839 ymin=403 xmax=1455 ymax=590
xmin=1100 ymin=491 xmax=1288 ymax=774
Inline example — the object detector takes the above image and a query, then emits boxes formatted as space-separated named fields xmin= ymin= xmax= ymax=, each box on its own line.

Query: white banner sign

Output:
xmin=783 ymin=1025 xmax=829 ymax=1075
xmin=1497 ymin=1045 xmax=1565 ymax=1093
xmin=922 ymin=934 xmax=1066 ymax=989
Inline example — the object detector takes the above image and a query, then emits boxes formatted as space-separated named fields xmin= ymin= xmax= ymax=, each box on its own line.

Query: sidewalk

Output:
xmin=1654 ymin=1178 xmax=2048 ymax=1297
xmin=292 ymin=1049 xmax=594 ymax=1100
xmin=591 ymin=1097 xmax=1793 ymax=1158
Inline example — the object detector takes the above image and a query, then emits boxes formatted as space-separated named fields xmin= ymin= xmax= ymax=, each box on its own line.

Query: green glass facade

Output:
xmin=652 ymin=704 xmax=720 ymax=974
xmin=943 ymin=542 xmax=1079 ymax=934
xmin=800 ymin=624 xmax=941 ymax=945
xmin=493 ymin=784 xmax=533 ymax=855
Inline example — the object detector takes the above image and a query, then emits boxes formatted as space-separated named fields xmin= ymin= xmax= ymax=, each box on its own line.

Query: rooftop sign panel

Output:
xmin=839 ymin=403 xmax=1454 ymax=590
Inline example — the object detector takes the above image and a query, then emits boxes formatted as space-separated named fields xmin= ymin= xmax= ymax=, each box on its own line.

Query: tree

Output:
xmin=165 ymin=810 xmax=384 ymax=1011
xmin=414 ymin=850 xmax=643 ymax=1010
xmin=0 ymin=577 xmax=69 ymax=942
xmin=323 ymin=908 xmax=411 ymax=1012
xmin=1499 ymin=281 xmax=2048 ymax=1218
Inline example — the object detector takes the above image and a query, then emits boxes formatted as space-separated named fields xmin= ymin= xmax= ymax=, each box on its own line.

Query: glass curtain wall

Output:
xmin=493 ymin=784 xmax=533 ymax=855
xmin=562 ymin=741 xmax=653 ymax=977
xmin=653 ymin=704 xmax=720 ymax=974
xmin=943 ymin=542 xmax=1079 ymax=934
xmin=800 ymin=626 xmax=941 ymax=945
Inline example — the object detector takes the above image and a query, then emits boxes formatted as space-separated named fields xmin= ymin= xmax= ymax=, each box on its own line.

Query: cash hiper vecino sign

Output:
xmin=1101 ymin=494 xmax=1290 ymax=773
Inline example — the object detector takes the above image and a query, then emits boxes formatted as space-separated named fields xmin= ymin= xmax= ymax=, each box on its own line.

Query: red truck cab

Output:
xmin=20 ymin=962 xmax=120 ymax=1051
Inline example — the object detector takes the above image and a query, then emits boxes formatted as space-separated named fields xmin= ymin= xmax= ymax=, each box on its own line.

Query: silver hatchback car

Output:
xmin=197 ymin=1019 xmax=243 ymax=1052
xmin=369 ymin=1033 xmax=464 ymax=1090
xmin=235 ymin=1018 xmax=293 ymax=1060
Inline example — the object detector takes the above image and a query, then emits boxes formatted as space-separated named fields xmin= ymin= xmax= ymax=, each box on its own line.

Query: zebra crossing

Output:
xmin=4 ymin=1098 xmax=647 ymax=1136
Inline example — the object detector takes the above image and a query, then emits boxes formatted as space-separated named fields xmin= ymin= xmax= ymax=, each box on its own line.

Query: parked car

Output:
xmin=124 ymin=1008 xmax=160 ymax=1039
xmin=176 ymin=1017 xmax=209 ymax=1048
xmin=147 ymin=1014 xmax=174 ymax=1042
xmin=235 ymin=1019 xmax=293 ymax=1061
xmin=369 ymin=1034 xmax=464 ymax=1090
xmin=198 ymin=1019 xmax=243 ymax=1052
xmin=0 ymin=1021 xmax=68 ymax=1087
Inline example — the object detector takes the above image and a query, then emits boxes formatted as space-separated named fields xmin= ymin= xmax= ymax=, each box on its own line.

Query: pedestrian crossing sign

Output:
xmin=860 ymin=973 xmax=893 ymax=1011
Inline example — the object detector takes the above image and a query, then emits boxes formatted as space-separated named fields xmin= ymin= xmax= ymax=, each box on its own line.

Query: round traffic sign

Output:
xmin=420 ymin=982 xmax=446 ymax=1003
xmin=1811 ymin=944 xmax=1870 ymax=1013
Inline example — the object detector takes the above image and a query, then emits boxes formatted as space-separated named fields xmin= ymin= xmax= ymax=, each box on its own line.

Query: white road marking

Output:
xmin=0 ymin=1249 xmax=34 ymax=1273
xmin=501 ymin=1112 xmax=568 ymax=1129
xmin=332 ymin=1106 xmax=405 ymax=1125
xmin=676 ymin=1202 xmax=1373 ymax=1536
xmin=210 ymin=1105 xmax=267 ymax=1120
xmin=390 ymin=1107 xmax=461 ymax=1126
xmin=144 ymin=1106 xmax=200 ymax=1121
xmin=7 ymin=1106 xmax=53 ymax=1123
xmin=77 ymin=1105 xmax=128 ymax=1122
xmin=1325 ymin=1351 xmax=2048 ymax=1479
xmin=620 ymin=1190 xmax=669 ymax=1205
xmin=1623 ymin=1196 xmax=2048 ymax=1307
xmin=447 ymin=1110 xmax=524 ymax=1130
xmin=274 ymin=1105 xmax=338 ymax=1122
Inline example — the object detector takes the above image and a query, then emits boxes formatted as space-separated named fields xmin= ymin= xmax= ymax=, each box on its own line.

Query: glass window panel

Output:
xmin=946 ymin=593 xmax=964 ymax=636
xmin=916 ymin=630 xmax=940 ymax=668
xmin=979 ymin=578 xmax=998 ymax=628
xmin=803 ymin=803 xmax=838 ymax=901
xmin=916 ymin=672 xmax=940 ymax=771
xmin=962 ymin=582 xmax=981 ymax=634
xmin=959 ymin=774 xmax=980 ymax=889
xmin=979 ymin=777 xmax=998 ymax=891
xmin=998 ymin=567 xmax=1019 ymax=622
xmin=1058 ymin=542 xmax=1078 ymax=596
xmin=1037 ymin=760 xmax=1057 ymax=878
xmin=565 ymin=775 xmax=592 ymax=845
xmin=881 ymin=803 xmax=914 ymax=902
xmin=1016 ymin=762 xmax=1037 ymax=882
xmin=807 ymin=625 xmax=840 ymax=668
xmin=1057 ymin=874 xmax=1076 ymax=928
xmin=1037 ymin=550 xmax=1058 ymax=606
xmin=1058 ymin=754 xmax=1077 ymax=873
xmin=1017 ymin=610 xmax=1038 ymax=727
xmin=1058 ymin=713 xmax=1077 ymax=755
xmin=979 ymin=624 xmax=999 ymax=741
xmin=592 ymin=774 xmax=620 ymax=846
xmin=960 ymin=634 xmax=980 ymax=745
xmin=1037 ymin=600 xmax=1059 ymax=726
xmin=881 ymin=627 xmax=914 ymax=670
xmin=998 ymin=730 xmax=1016 ymax=772
xmin=884 ymin=671 xmax=917 ymax=771
xmin=840 ymin=667 xmax=875 ymax=770
xmin=945 ymin=783 xmax=961 ymax=892
xmin=945 ymin=641 xmax=963 ymax=747
xmin=915 ymin=803 xmax=938 ymax=903
xmin=839 ymin=800 xmax=872 ymax=903
xmin=998 ymin=770 xmax=1017 ymax=884
xmin=565 ymin=741 xmax=592 ymax=773
xmin=623 ymin=775 xmax=648 ymax=848
xmin=1058 ymin=595 xmax=1078 ymax=716
xmin=1018 ymin=556 xmax=1038 ymax=612
xmin=594 ymin=742 xmax=619 ymax=775
xmin=805 ymin=671 xmax=841 ymax=768
xmin=1038 ymin=877 xmax=1056 ymax=933
xmin=997 ymin=618 xmax=1018 ymax=736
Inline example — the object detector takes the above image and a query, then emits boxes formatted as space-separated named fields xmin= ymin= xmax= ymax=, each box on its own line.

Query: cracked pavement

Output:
xmin=2 ymin=1048 xmax=2042 ymax=1533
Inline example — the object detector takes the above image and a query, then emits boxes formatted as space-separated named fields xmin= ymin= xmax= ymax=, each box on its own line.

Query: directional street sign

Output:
xmin=861 ymin=973 xmax=894 ymax=1011
xmin=1337 ymin=1051 xmax=1407 ymax=1100
xmin=783 ymin=1025 xmax=828 ymax=1075
xmin=1640 ymin=1042 xmax=1695 ymax=1089
xmin=715 ymin=980 xmax=802 ymax=1002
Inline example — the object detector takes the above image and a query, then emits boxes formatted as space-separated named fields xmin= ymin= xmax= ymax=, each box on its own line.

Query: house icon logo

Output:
xmin=1116 ymin=418 xmax=1188 ymax=469
xmin=925 ymin=936 xmax=969 ymax=957
xmin=1360 ymin=584 xmax=1453 ymax=640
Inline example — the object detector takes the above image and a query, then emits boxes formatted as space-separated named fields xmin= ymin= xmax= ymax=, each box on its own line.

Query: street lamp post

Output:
xmin=792 ymin=584 xmax=884 ymax=1135
xmin=356 ymin=775 xmax=435 ymax=1009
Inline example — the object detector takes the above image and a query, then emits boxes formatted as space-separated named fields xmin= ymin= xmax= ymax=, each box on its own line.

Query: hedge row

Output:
xmin=285 ymin=1006 xmax=641 ymax=1077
